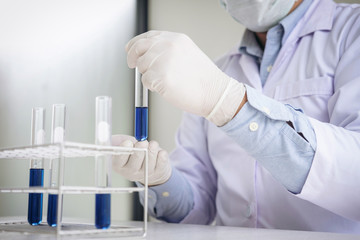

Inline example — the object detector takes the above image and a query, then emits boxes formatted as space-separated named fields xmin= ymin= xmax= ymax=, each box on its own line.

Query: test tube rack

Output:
xmin=0 ymin=141 xmax=148 ymax=238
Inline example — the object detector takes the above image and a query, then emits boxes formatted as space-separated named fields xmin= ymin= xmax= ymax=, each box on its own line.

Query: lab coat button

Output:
xmin=162 ymin=191 xmax=170 ymax=197
xmin=267 ymin=65 xmax=273 ymax=72
xmin=249 ymin=122 xmax=258 ymax=132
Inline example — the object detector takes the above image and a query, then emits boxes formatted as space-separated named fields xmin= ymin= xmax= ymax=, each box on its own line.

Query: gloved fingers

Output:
xmin=125 ymin=140 xmax=149 ymax=171
xmin=155 ymin=149 xmax=169 ymax=170
xmin=143 ymin=140 xmax=160 ymax=173
xmin=127 ymin=38 xmax=159 ymax=68
xmin=141 ymin=69 xmax=163 ymax=93
xmin=111 ymin=134 xmax=137 ymax=146
xmin=111 ymin=135 xmax=137 ymax=170
xmin=112 ymin=139 xmax=134 ymax=170
xmin=136 ymin=41 xmax=169 ymax=74
xmin=148 ymin=140 xmax=160 ymax=152
xmin=146 ymin=149 xmax=171 ymax=185
xmin=114 ymin=140 xmax=144 ymax=182
xmin=125 ymin=30 xmax=163 ymax=53
xmin=142 ymin=69 xmax=185 ymax=113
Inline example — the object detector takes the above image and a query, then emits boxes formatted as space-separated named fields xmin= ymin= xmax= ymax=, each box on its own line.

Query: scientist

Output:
xmin=113 ymin=0 xmax=360 ymax=233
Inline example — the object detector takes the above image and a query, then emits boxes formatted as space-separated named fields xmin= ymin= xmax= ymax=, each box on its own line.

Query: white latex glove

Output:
xmin=126 ymin=30 xmax=246 ymax=126
xmin=112 ymin=134 xmax=172 ymax=186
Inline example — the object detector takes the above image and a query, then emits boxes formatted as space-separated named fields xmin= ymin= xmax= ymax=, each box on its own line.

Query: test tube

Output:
xmin=28 ymin=107 xmax=45 ymax=225
xmin=95 ymin=96 xmax=112 ymax=229
xmin=135 ymin=68 xmax=148 ymax=141
xmin=47 ymin=104 xmax=66 ymax=227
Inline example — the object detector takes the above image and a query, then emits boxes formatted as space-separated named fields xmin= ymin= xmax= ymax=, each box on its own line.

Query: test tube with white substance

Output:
xmin=47 ymin=104 xmax=66 ymax=227
xmin=95 ymin=96 xmax=112 ymax=229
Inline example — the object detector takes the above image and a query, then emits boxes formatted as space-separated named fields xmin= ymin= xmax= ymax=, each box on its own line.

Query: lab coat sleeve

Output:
xmin=170 ymin=112 xmax=218 ymax=224
xmin=136 ymin=167 xmax=194 ymax=223
xmin=297 ymin=25 xmax=360 ymax=222
xmin=138 ymin=113 xmax=217 ymax=224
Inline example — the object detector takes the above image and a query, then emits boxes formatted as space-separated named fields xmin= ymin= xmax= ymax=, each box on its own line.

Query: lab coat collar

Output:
xmin=297 ymin=0 xmax=336 ymax=38
xmin=226 ymin=0 xmax=336 ymax=58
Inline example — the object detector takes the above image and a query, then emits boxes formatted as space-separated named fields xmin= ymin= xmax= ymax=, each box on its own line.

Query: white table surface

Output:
xmin=0 ymin=220 xmax=359 ymax=240
xmin=143 ymin=222 xmax=360 ymax=240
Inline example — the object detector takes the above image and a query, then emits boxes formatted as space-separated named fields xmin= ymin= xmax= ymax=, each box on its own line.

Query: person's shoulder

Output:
xmin=333 ymin=2 xmax=360 ymax=26
xmin=335 ymin=2 xmax=360 ymax=11
xmin=332 ymin=2 xmax=360 ymax=43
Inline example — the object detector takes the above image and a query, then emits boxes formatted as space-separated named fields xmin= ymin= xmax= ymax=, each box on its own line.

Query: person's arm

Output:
xmin=295 ymin=23 xmax=360 ymax=221
xmin=125 ymin=30 xmax=360 ymax=222
xmin=223 ymin=17 xmax=360 ymax=221
xmin=112 ymin=112 xmax=218 ymax=224
xmin=170 ymin=112 xmax=218 ymax=224
xmin=125 ymin=30 xmax=315 ymax=193
xmin=136 ymin=167 xmax=194 ymax=223
xmin=221 ymin=85 xmax=316 ymax=194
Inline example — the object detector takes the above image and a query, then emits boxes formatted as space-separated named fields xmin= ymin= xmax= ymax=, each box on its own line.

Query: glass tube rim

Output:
xmin=52 ymin=103 xmax=66 ymax=109
xmin=96 ymin=96 xmax=112 ymax=101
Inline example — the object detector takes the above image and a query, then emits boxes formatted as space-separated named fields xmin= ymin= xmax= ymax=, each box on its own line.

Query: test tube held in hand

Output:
xmin=95 ymin=96 xmax=112 ymax=229
xmin=135 ymin=68 xmax=148 ymax=141
xmin=47 ymin=104 xmax=66 ymax=227
xmin=28 ymin=108 xmax=45 ymax=225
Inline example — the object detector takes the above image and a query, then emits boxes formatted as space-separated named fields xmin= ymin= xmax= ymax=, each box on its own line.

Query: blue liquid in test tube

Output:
xmin=135 ymin=107 xmax=148 ymax=141
xmin=28 ymin=108 xmax=45 ymax=225
xmin=95 ymin=194 xmax=111 ymax=229
xmin=47 ymin=104 xmax=66 ymax=227
xmin=28 ymin=168 xmax=44 ymax=225
xmin=135 ymin=69 xmax=148 ymax=141
xmin=47 ymin=194 xmax=58 ymax=227
xmin=95 ymin=96 xmax=112 ymax=229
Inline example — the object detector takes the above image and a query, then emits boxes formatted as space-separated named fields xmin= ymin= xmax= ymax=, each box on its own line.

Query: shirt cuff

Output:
xmin=220 ymin=85 xmax=316 ymax=193
xmin=137 ymin=167 xmax=194 ymax=223
xmin=221 ymin=85 xmax=292 ymax=155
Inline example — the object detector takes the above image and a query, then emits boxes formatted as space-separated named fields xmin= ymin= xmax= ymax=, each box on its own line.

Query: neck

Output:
xmin=255 ymin=0 xmax=303 ymax=48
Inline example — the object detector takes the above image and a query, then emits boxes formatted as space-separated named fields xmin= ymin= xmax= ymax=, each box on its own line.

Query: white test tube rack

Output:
xmin=0 ymin=141 xmax=148 ymax=238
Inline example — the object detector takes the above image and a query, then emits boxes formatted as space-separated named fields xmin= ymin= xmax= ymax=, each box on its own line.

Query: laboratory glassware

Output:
xmin=135 ymin=68 xmax=148 ymax=141
xmin=0 ymin=142 xmax=148 ymax=237
xmin=47 ymin=104 xmax=66 ymax=227
xmin=95 ymin=96 xmax=112 ymax=229
xmin=28 ymin=107 xmax=45 ymax=225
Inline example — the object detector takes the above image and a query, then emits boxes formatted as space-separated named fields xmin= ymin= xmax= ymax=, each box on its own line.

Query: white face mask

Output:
xmin=221 ymin=0 xmax=296 ymax=32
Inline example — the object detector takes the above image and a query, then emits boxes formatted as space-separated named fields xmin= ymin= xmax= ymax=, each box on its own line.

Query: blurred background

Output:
xmin=0 ymin=0 xmax=358 ymax=222
xmin=0 ymin=0 xmax=139 ymax=222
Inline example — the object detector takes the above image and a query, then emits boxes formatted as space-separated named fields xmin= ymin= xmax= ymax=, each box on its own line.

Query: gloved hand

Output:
xmin=125 ymin=30 xmax=246 ymax=126
xmin=111 ymin=134 xmax=172 ymax=186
